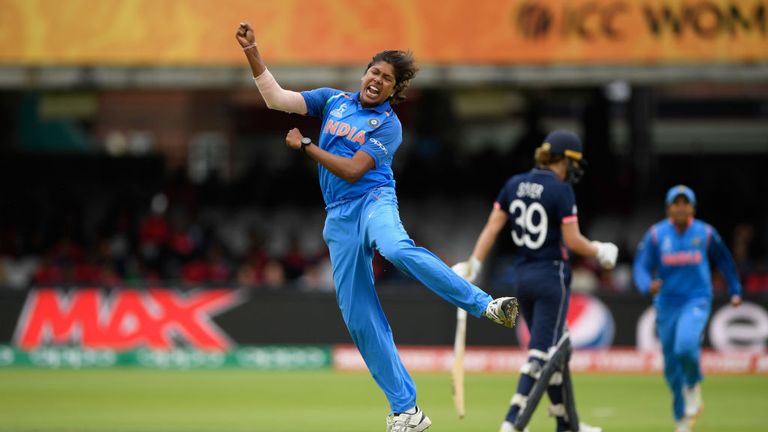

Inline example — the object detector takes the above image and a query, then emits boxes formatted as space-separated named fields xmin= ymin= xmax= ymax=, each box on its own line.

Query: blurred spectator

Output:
xmin=0 ymin=253 xmax=38 ymax=290
xmin=31 ymin=256 xmax=66 ymax=285
xmin=180 ymin=240 xmax=233 ymax=285
xmin=732 ymin=223 xmax=755 ymax=276
xmin=281 ymin=235 xmax=308 ymax=281
xmin=262 ymin=259 xmax=286 ymax=290
xmin=236 ymin=231 xmax=272 ymax=287
xmin=609 ymin=263 xmax=634 ymax=293
xmin=138 ymin=194 xmax=171 ymax=275
xmin=571 ymin=260 xmax=599 ymax=293
xmin=297 ymin=258 xmax=334 ymax=293
xmin=744 ymin=261 xmax=768 ymax=294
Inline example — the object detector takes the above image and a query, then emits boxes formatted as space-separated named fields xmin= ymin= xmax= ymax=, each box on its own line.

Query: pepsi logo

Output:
xmin=516 ymin=292 xmax=616 ymax=349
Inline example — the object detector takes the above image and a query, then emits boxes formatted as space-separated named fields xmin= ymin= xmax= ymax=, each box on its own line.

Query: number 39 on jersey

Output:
xmin=509 ymin=199 xmax=548 ymax=250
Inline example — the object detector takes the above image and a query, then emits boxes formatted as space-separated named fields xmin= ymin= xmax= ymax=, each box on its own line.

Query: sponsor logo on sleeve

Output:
xmin=369 ymin=137 xmax=388 ymax=155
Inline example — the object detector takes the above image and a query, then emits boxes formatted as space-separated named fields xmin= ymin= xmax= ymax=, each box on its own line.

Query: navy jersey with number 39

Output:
xmin=495 ymin=168 xmax=577 ymax=262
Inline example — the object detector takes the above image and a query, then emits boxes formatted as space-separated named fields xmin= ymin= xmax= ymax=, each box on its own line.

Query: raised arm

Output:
xmin=236 ymin=21 xmax=307 ymax=114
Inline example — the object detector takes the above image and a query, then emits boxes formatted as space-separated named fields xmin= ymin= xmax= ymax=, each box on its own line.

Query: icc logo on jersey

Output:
xmin=330 ymin=103 xmax=347 ymax=118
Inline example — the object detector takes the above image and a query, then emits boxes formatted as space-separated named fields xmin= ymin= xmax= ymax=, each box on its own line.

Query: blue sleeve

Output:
xmin=633 ymin=228 xmax=656 ymax=294
xmin=708 ymin=227 xmax=743 ymax=297
xmin=359 ymin=118 xmax=401 ymax=168
xmin=301 ymin=88 xmax=343 ymax=118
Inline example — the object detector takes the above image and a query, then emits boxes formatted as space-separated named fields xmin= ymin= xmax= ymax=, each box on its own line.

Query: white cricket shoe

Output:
xmin=500 ymin=420 xmax=598 ymax=432
xmin=683 ymin=383 xmax=703 ymax=418
xmin=485 ymin=297 xmax=520 ymax=328
xmin=675 ymin=416 xmax=692 ymax=432
xmin=577 ymin=422 xmax=603 ymax=432
xmin=386 ymin=406 xmax=431 ymax=432
xmin=499 ymin=420 xmax=528 ymax=432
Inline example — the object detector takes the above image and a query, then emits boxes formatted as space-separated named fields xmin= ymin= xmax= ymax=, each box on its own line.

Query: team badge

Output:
xmin=330 ymin=103 xmax=347 ymax=118
xmin=368 ymin=118 xmax=380 ymax=128
xmin=692 ymin=237 xmax=701 ymax=247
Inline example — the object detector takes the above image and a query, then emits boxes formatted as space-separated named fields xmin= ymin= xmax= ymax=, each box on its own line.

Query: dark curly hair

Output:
xmin=366 ymin=50 xmax=418 ymax=105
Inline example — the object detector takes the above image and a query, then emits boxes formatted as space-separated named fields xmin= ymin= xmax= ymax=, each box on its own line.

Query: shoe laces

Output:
xmin=389 ymin=414 xmax=410 ymax=432
xmin=387 ymin=408 xmax=421 ymax=432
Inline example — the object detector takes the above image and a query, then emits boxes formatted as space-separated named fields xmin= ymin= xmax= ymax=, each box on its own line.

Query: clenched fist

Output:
xmin=285 ymin=128 xmax=304 ymax=150
xmin=236 ymin=21 xmax=256 ymax=48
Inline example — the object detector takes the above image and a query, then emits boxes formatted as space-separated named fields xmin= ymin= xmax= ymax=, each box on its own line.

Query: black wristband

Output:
xmin=300 ymin=137 xmax=313 ymax=152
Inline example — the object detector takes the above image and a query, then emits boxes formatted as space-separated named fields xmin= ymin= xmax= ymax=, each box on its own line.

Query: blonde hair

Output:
xmin=534 ymin=143 xmax=565 ymax=167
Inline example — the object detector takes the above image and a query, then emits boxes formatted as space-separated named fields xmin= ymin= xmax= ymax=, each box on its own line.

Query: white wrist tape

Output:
xmin=253 ymin=69 xmax=307 ymax=114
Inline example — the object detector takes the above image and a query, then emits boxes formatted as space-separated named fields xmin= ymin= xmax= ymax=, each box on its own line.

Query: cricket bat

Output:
xmin=452 ymin=307 xmax=467 ymax=419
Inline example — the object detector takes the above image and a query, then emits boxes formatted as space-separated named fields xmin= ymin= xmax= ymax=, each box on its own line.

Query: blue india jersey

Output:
xmin=301 ymin=88 xmax=400 ymax=207
xmin=495 ymin=168 xmax=578 ymax=263
xmin=633 ymin=218 xmax=742 ymax=305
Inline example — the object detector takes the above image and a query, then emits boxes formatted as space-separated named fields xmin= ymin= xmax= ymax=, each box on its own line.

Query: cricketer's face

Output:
xmin=360 ymin=61 xmax=396 ymax=107
xmin=667 ymin=195 xmax=695 ymax=225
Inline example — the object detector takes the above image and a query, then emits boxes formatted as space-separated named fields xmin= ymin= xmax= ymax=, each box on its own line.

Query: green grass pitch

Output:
xmin=1 ymin=369 xmax=766 ymax=431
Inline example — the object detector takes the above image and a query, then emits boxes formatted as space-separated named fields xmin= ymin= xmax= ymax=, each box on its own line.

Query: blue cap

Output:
xmin=665 ymin=185 xmax=696 ymax=206
xmin=542 ymin=130 xmax=584 ymax=161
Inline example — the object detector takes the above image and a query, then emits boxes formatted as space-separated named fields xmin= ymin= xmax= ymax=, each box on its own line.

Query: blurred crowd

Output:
xmin=1 ymin=191 xmax=766 ymax=296
xmin=0 ymin=196 xmax=332 ymax=293
xmin=2 ymin=89 xmax=766 ymax=296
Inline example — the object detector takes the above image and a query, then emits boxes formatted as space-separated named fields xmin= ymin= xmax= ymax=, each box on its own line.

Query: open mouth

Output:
xmin=365 ymin=84 xmax=381 ymax=99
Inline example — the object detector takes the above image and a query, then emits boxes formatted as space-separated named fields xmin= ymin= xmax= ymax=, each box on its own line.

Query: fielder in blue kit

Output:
xmin=633 ymin=185 xmax=742 ymax=432
xmin=453 ymin=131 xmax=617 ymax=432
xmin=236 ymin=21 xmax=519 ymax=432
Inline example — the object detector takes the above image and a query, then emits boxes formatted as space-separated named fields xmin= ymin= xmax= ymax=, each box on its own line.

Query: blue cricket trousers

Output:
xmin=655 ymin=297 xmax=711 ymax=421
xmin=323 ymin=187 xmax=493 ymax=413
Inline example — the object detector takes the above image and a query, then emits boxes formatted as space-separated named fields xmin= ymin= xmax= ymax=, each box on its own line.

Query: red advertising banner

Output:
xmin=14 ymin=288 xmax=243 ymax=351
xmin=0 ymin=0 xmax=766 ymax=65
xmin=332 ymin=345 xmax=768 ymax=374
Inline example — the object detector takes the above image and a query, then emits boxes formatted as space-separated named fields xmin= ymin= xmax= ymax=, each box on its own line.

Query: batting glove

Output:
xmin=592 ymin=241 xmax=618 ymax=270
xmin=452 ymin=256 xmax=482 ymax=283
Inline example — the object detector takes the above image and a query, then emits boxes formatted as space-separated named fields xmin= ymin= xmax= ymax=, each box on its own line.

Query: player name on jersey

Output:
xmin=516 ymin=182 xmax=544 ymax=199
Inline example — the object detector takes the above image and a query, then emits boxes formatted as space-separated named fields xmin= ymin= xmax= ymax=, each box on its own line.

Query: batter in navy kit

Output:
xmin=453 ymin=130 xmax=618 ymax=432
